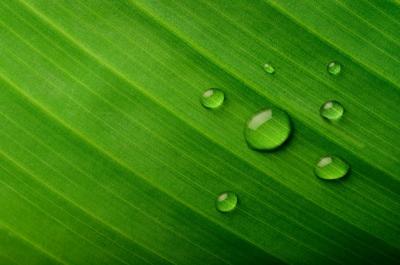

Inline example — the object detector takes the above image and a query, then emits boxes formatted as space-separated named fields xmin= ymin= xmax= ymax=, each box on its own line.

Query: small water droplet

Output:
xmin=263 ymin=63 xmax=275 ymax=74
xmin=244 ymin=108 xmax=291 ymax=151
xmin=320 ymin=100 xmax=344 ymax=121
xmin=216 ymin=191 xmax=238 ymax=213
xmin=327 ymin=61 xmax=341 ymax=75
xmin=201 ymin=88 xmax=224 ymax=109
xmin=315 ymin=155 xmax=349 ymax=180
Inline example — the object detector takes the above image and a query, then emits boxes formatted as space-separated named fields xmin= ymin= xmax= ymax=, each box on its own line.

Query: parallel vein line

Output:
xmin=264 ymin=0 xmax=400 ymax=88
xmin=0 ymin=112 xmax=231 ymax=265
xmin=0 ymin=165 xmax=132 ymax=265
xmin=303 ymin=0 xmax=400 ymax=63
xmin=0 ymin=222 xmax=67 ymax=265
xmin=0 ymin=73 xmax=288 ymax=264
xmin=333 ymin=0 xmax=400 ymax=44
xmin=6 ymin=0 xmax=400 ymax=245
xmin=198 ymin=0 xmax=400 ymax=135
xmin=3 ymin=0 xmax=400 ymax=258
xmin=10 ymin=0 xmax=400 ymax=239
xmin=122 ymin=0 xmax=400 ymax=225
xmin=0 ymin=127 xmax=161 ymax=265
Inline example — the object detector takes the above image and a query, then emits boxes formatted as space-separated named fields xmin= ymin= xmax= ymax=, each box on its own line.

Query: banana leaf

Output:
xmin=0 ymin=0 xmax=399 ymax=264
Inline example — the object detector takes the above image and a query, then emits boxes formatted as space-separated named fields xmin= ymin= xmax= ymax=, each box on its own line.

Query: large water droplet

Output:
xmin=320 ymin=100 xmax=344 ymax=121
xmin=216 ymin=191 xmax=238 ymax=213
xmin=315 ymin=155 xmax=350 ymax=180
xmin=327 ymin=61 xmax=342 ymax=75
xmin=263 ymin=63 xmax=275 ymax=74
xmin=244 ymin=108 xmax=291 ymax=151
xmin=201 ymin=88 xmax=224 ymax=109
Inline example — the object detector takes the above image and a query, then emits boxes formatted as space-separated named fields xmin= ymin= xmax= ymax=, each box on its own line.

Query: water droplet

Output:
xmin=244 ymin=108 xmax=291 ymax=151
xmin=315 ymin=155 xmax=349 ymax=180
xmin=263 ymin=63 xmax=275 ymax=74
xmin=320 ymin=100 xmax=344 ymax=121
xmin=216 ymin=191 xmax=238 ymax=213
xmin=201 ymin=88 xmax=224 ymax=109
xmin=327 ymin=61 xmax=341 ymax=75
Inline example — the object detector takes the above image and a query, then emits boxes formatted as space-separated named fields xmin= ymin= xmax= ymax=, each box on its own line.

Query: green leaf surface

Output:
xmin=0 ymin=0 xmax=399 ymax=264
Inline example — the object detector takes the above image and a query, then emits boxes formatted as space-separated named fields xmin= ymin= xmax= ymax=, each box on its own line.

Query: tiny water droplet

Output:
xmin=263 ymin=63 xmax=275 ymax=74
xmin=244 ymin=107 xmax=291 ymax=151
xmin=315 ymin=155 xmax=349 ymax=180
xmin=201 ymin=88 xmax=224 ymax=109
xmin=320 ymin=100 xmax=344 ymax=121
xmin=216 ymin=191 xmax=238 ymax=213
xmin=327 ymin=61 xmax=341 ymax=75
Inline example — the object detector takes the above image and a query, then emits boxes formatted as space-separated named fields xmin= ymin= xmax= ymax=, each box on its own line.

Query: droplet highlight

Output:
xmin=216 ymin=191 xmax=238 ymax=213
xmin=320 ymin=100 xmax=344 ymax=121
xmin=244 ymin=107 xmax=291 ymax=151
xmin=315 ymin=155 xmax=350 ymax=180
xmin=201 ymin=88 xmax=224 ymax=109
xmin=263 ymin=63 xmax=275 ymax=74
xmin=327 ymin=61 xmax=341 ymax=75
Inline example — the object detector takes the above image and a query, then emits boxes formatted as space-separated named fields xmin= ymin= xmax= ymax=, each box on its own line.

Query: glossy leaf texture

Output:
xmin=0 ymin=0 xmax=399 ymax=264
